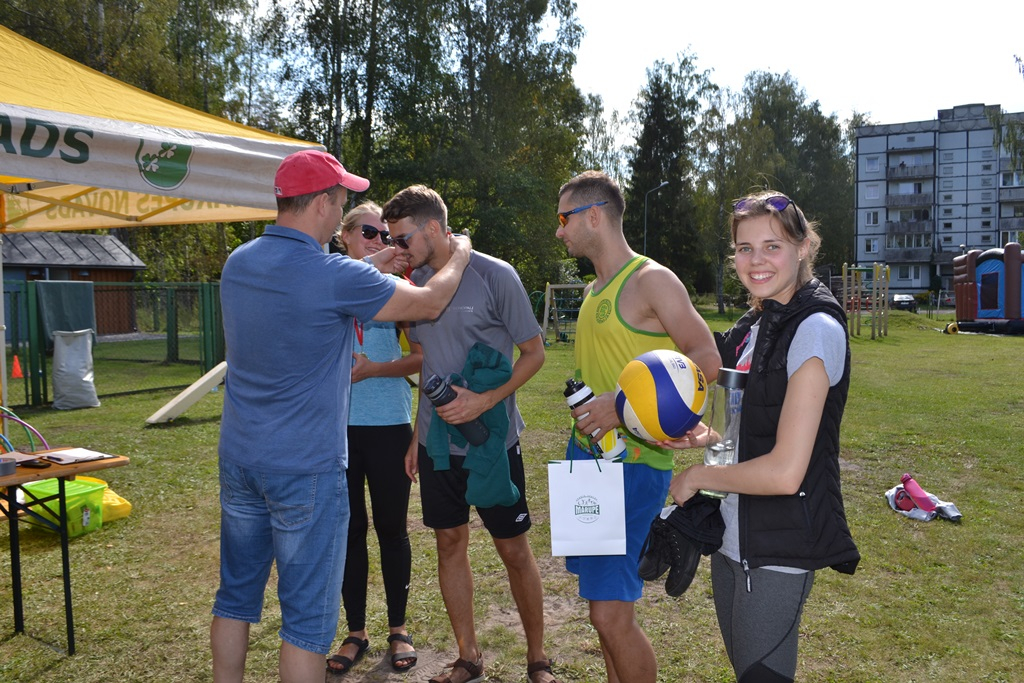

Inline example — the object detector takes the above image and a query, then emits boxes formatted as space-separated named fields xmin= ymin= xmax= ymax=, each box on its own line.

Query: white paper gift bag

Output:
xmin=547 ymin=458 xmax=626 ymax=556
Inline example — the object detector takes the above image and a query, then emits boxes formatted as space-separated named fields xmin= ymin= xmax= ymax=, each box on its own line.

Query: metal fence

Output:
xmin=4 ymin=281 xmax=223 ymax=407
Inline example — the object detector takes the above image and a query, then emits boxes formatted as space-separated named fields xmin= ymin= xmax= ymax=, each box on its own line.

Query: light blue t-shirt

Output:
xmin=349 ymin=305 xmax=413 ymax=426
xmin=219 ymin=225 xmax=396 ymax=473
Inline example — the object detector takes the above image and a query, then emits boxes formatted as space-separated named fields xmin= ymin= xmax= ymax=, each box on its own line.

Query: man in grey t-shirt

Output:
xmin=382 ymin=185 xmax=559 ymax=683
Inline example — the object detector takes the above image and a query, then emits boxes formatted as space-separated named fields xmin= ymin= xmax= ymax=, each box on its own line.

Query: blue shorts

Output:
xmin=212 ymin=459 xmax=349 ymax=654
xmin=564 ymin=439 xmax=671 ymax=602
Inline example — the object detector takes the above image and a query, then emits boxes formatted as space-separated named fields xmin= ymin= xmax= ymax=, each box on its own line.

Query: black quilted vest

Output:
xmin=716 ymin=279 xmax=860 ymax=574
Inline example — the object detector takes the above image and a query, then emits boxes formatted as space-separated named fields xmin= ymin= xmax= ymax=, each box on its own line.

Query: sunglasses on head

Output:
xmin=360 ymin=225 xmax=391 ymax=244
xmin=734 ymin=194 xmax=793 ymax=214
xmin=734 ymin=194 xmax=806 ymax=234
xmin=558 ymin=201 xmax=608 ymax=227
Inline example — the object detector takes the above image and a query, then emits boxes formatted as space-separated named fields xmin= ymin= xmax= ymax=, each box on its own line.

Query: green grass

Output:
xmin=6 ymin=338 xmax=204 ymax=406
xmin=1 ymin=309 xmax=1021 ymax=682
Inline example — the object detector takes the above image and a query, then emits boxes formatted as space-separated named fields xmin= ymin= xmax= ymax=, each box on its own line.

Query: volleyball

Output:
xmin=615 ymin=350 xmax=708 ymax=442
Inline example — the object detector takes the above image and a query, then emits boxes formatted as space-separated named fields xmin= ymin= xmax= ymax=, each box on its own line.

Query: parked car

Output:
xmin=892 ymin=293 xmax=918 ymax=313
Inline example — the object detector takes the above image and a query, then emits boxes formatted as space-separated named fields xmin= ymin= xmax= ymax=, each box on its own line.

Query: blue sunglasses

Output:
xmin=558 ymin=201 xmax=608 ymax=227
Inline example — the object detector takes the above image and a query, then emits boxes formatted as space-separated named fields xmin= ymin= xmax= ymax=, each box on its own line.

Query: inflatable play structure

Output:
xmin=948 ymin=242 xmax=1024 ymax=335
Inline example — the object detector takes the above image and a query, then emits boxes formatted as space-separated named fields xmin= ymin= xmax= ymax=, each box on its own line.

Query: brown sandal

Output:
xmin=527 ymin=659 xmax=561 ymax=683
xmin=429 ymin=656 xmax=484 ymax=683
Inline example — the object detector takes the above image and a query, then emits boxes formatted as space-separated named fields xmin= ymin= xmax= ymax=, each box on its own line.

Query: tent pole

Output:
xmin=1 ymin=233 xmax=8 ymax=430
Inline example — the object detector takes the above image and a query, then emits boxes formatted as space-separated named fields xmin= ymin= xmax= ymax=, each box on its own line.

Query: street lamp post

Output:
xmin=643 ymin=180 xmax=669 ymax=256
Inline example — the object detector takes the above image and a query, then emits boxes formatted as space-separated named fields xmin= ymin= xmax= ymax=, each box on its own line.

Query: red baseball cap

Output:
xmin=273 ymin=149 xmax=370 ymax=197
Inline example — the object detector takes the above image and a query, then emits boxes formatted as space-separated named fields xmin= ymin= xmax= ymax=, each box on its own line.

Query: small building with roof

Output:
xmin=3 ymin=232 xmax=146 ymax=337
xmin=3 ymin=232 xmax=145 ymax=282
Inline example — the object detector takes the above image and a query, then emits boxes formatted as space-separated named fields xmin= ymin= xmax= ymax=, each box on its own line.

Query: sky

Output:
xmin=568 ymin=0 xmax=1024 ymax=127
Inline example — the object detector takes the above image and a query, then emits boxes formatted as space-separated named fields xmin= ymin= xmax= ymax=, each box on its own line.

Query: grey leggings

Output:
xmin=711 ymin=552 xmax=815 ymax=682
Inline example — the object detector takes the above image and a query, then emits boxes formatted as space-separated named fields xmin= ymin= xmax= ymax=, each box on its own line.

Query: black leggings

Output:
xmin=711 ymin=552 xmax=815 ymax=682
xmin=342 ymin=423 xmax=413 ymax=631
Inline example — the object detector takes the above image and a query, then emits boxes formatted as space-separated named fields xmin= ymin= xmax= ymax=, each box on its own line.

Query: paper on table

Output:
xmin=6 ymin=451 xmax=45 ymax=463
xmin=41 ymin=448 xmax=117 ymax=465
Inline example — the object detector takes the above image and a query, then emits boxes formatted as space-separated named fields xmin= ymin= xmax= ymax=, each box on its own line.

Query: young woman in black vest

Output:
xmin=663 ymin=191 xmax=859 ymax=682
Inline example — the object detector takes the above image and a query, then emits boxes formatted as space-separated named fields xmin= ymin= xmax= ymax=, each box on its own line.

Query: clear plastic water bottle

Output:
xmin=699 ymin=368 xmax=747 ymax=498
xmin=564 ymin=378 xmax=626 ymax=461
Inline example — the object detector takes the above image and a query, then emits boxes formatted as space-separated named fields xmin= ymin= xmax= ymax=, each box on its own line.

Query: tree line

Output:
xmin=3 ymin=0 xmax=867 ymax=300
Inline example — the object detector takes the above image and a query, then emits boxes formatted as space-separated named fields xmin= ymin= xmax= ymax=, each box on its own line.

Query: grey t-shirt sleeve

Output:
xmin=491 ymin=260 xmax=543 ymax=344
xmin=787 ymin=313 xmax=846 ymax=386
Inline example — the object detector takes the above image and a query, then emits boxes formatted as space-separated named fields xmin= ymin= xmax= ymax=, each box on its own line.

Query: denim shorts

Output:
xmin=212 ymin=459 xmax=349 ymax=654
xmin=563 ymin=438 xmax=671 ymax=602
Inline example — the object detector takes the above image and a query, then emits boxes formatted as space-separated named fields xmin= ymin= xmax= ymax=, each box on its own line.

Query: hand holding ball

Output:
xmin=615 ymin=350 xmax=708 ymax=442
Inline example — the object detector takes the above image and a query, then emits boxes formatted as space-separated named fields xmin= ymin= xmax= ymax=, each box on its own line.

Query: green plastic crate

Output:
xmin=22 ymin=477 xmax=105 ymax=537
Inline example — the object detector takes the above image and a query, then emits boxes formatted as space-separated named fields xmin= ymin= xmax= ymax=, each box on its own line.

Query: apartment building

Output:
xmin=855 ymin=103 xmax=1024 ymax=293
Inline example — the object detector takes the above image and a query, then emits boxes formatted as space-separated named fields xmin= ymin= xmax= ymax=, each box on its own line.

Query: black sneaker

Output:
xmin=637 ymin=518 xmax=671 ymax=581
xmin=663 ymin=525 xmax=702 ymax=597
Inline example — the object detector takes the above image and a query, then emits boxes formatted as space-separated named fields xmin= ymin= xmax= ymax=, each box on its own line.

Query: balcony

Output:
xmin=884 ymin=247 xmax=932 ymax=262
xmin=886 ymin=192 xmax=934 ymax=208
xmin=885 ymin=220 xmax=934 ymax=234
xmin=886 ymin=164 xmax=935 ymax=180
xmin=999 ymin=187 xmax=1024 ymax=202
xmin=999 ymin=216 xmax=1024 ymax=230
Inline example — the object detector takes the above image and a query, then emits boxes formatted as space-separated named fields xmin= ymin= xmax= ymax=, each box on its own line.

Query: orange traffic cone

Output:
xmin=11 ymin=354 xmax=23 ymax=379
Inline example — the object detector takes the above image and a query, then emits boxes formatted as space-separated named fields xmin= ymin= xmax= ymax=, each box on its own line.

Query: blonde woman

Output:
xmin=664 ymin=192 xmax=859 ymax=682
xmin=327 ymin=202 xmax=421 ymax=674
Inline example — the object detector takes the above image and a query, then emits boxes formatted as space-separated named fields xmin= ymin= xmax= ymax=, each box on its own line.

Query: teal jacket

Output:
xmin=426 ymin=342 xmax=520 ymax=507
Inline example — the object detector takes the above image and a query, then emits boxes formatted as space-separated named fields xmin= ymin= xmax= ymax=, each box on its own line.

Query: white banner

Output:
xmin=1 ymin=104 xmax=312 ymax=214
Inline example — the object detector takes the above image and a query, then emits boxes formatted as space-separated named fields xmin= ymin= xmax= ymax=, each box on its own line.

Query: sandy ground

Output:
xmin=325 ymin=552 xmax=581 ymax=682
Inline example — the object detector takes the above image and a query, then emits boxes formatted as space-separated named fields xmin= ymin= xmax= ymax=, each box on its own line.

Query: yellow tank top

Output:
xmin=575 ymin=256 xmax=678 ymax=469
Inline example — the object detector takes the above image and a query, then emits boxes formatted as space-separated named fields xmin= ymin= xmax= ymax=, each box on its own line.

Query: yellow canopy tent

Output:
xmin=0 ymin=24 xmax=323 ymax=407
xmin=0 ymin=23 xmax=321 ymax=230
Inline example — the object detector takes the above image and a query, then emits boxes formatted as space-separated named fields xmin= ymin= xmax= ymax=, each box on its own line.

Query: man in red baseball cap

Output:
xmin=211 ymin=150 xmax=472 ymax=683
xmin=273 ymin=149 xmax=371 ymax=198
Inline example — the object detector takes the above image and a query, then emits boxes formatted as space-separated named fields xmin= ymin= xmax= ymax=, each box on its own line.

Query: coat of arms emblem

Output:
xmin=135 ymin=140 xmax=192 ymax=190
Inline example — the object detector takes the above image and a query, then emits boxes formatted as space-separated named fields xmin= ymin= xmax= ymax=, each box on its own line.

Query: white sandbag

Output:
xmin=52 ymin=329 xmax=101 ymax=410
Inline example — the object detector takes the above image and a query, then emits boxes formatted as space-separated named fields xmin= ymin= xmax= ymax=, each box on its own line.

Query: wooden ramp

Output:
xmin=146 ymin=361 xmax=227 ymax=424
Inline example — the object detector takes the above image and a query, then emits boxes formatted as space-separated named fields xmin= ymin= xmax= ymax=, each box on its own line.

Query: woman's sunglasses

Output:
xmin=733 ymin=195 xmax=793 ymax=214
xmin=360 ymin=225 xmax=391 ymax=245
xmin=733 ymin=195 xmax=806 ymax=234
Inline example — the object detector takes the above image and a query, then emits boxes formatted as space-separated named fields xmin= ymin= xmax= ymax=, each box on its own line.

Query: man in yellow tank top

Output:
xmin=555 ymin=171 xmax=721 ymax=683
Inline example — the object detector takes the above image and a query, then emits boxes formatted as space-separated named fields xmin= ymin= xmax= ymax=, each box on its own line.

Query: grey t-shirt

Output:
xmin=720 ymin=312 xmax=846 ymax=570
xmin=409 ymin=251 xmax=542 ymax=454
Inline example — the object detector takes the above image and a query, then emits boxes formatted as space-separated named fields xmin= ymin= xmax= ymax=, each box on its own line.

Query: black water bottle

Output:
xmin=423 ymin=374 xmax=491 ymax=446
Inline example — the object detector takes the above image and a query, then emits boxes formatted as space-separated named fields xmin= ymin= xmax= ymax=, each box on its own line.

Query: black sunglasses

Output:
xmin=360 ymin=225 xmax=391 ymax=245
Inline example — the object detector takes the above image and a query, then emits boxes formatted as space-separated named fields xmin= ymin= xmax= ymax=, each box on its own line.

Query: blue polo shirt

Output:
xmin=219 ymin=225 xmax=396 ymax=473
